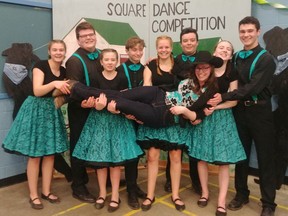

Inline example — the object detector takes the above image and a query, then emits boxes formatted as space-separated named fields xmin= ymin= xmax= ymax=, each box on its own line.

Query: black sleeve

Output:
xmin=178 ymin=86 xmax=216 ymax=127
xmin=229 ymin=66 xmax=238 ymax=82
xmin=187 ymin=85 xmax=217 ymax=112
xmin=222 ymin=54 xmax=276 ymax=101
xmin=195 ymin=110 xmax=206 ymax=120
xmin=65 ymin=56 xmax=87 ymax=108
xmin=181 ymin=85 xmax=217 ymax=123
xmin=66 ymin=56 xmax=86 ymax=82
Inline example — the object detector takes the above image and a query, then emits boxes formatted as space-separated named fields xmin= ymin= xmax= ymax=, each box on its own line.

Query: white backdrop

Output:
xmin=53 ymin=0 xmax=251 ymax=59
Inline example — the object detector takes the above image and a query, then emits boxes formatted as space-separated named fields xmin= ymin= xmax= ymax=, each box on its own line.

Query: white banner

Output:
xmin=53 ymin=0 xmax=251 ymax=60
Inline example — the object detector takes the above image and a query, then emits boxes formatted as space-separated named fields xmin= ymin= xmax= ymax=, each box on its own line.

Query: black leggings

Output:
xmin=71 ymin=83 xmax=172 ymax=128
xmin=71 ymin=82 xmax=215 ymax=128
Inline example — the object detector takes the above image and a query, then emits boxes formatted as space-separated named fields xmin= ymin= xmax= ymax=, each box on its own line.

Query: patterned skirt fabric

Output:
xmin=3 ymin=96 xmax=69 ymax=157
xmin=186 ymin=109 xmax=246 ymax=164
xmin=72 ymin=110 xmax=144 ymax=167
xmin=136 ymin=123 xmax=191 ymax=151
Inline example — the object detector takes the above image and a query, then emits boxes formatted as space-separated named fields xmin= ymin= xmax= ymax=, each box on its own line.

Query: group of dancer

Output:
xmin=62 ymin=33 xmax=246 ymax=216
xmin=3 ymin=16 xmax=278 ymax=216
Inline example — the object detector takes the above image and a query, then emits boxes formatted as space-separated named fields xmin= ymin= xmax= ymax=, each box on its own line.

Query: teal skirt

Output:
xmin=186 ymin=109 xmax=246 ymax=164
xmin=3 ymin=96 xmax=69 ymax=157
xmin=136 ymin=123 xmax=190 ymax=151
xmin=73 ymin=110 xmax=144 ymax=167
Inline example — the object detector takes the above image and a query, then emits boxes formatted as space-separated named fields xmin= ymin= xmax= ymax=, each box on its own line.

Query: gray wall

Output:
xmin=0 ymin=1 xmax=52 ymax=180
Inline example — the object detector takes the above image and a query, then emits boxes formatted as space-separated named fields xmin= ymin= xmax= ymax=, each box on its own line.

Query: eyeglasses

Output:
xmin=78 ymin=33 xmax=95 ymax=39
xmin=195 ymin=66 xmax=211 ymax=72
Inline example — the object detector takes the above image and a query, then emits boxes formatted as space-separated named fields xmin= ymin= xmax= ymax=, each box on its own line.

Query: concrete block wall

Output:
xmin=0 ymin=98 xmax=27 ymax=179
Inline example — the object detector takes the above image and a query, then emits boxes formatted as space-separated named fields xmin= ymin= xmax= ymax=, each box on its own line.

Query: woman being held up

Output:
xmin=72 ymin=49 xmax=144 ymax=213
xmin=3 ymin=40 xmax=70 ymax=209
xmin=60 ymin=51 xmax=222 ymax=129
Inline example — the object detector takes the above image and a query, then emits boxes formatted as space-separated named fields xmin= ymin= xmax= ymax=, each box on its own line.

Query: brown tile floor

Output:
xmin=1 ymin=167 xmax=287 ymax=216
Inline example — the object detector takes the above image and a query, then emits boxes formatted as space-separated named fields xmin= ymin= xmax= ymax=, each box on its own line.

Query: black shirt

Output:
xmin=173 ymin=52 xmax=198 ymax=80
xmin=222 ymin=45 xmax=276 ymax=101
xmin=117 ymin=59 xmax=144 ymax=89
xmin=33 ymin=60 xmax=66 ymax=97
xmin=66 ymin=48 xmax=102 ymax=87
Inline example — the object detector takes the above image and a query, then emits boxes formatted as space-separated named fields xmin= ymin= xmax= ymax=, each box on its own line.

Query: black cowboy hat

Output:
xmin=193 ymin=51 xmax=223 ymax=68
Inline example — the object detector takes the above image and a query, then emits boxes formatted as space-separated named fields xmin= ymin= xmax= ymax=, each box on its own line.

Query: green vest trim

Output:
xmin=235 ymin=49 xmax=267 ymax=101
xmin=122 ymin=63 xmax=132 ymax=90
xmin=72 ymin=53 xmax=90 ymax=86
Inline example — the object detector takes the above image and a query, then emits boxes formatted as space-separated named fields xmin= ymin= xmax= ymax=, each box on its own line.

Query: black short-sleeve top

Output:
xmin=147 ymin=59 xmax=176 ymax=91
xmin=33 ymin=60 xmax=66 ymax=97
xmin=94 ymin=70 xmax=127 ymax=91
xmin=217 ymin=62 xmax=238 ymax=94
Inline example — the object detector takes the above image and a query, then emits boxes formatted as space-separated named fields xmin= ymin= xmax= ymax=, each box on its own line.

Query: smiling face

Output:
xmin=195 ymin=63 xmax=212 ymax=86
xmin=181 ymin=32 xmax=198 ymax=55
xmin=100 ymin=50 xmax=118 ymax=72
xmin=156 ymin=37 xmax=173 ymax=60
xmin=48 ymin=41 xmax=66 ymax=63
xmin=77 ymin=29 xmax=97 ymax=52
xmin=239 ymin=23 xmax=260 ymax=50
xmin=126 ymin=43 xmax=144 ymax=64
xmin=214 ymin=41 xmax=233 ymax=61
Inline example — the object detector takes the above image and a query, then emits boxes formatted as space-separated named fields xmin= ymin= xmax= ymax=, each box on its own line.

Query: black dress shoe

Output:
xmin=108 ymin=199 xmax=121 ymax=212
xmin=197 ymin=197 xmax=209 ymax=208
xmin=41 ymin=193 xmax=61 ymax=204
xmin=164 ymin=181 xmax=172 ymax=193
xmin=72 ymin=192 xmax=96 ymax=203
xmin=127 ymin=193 xmax=140 ymax=210
xmin=136 ymin=187 xmax=147 ymax=199
xmin=141 ymin=197 xmax=155 ymax=211
xmin=261 ymin=207 xmax=275 ymax=216
xmin=227 ymin=197 xmax=249 ymax=211
xmin=215 ymin=206 xmax=227 ymax=216
xmin=95 ymin=197 xmax=106 ymax=209
xmin=29 ymin=197 xmax=44 ymax=210
xmin=171 ymin=197 xmax=185 ymax=211
xmin=54 ymin=96 xmax=69 ymax=109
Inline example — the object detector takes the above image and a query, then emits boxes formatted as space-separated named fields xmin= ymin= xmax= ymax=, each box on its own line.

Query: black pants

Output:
xmin=233 ymin=102 xmax=277 ymax=210
xmin=68 ymin=103 xmax=91 ymax=194
xmin=125 ymin=159 xmax=140 ymax=193
xmin=71 ymin=83 xmax=172 ymax=128
xmin=71 ymin=82 xmax=213 ymax=128
xmin=54 ymin=153 xmax=72 ymax=182
xmin=188 ymin=158 xmax=201 ymax=188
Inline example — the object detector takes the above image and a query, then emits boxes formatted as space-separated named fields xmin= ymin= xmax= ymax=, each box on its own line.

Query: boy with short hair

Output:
xmin=117 ymin=36 xmax=147 ymax=210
